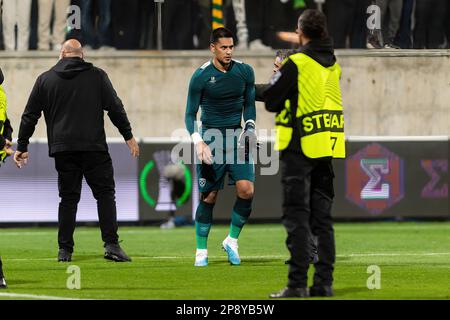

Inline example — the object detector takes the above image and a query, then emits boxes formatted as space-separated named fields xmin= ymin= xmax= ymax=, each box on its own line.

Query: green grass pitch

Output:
xmin=0 ymin=222 xmax=449 ymax=300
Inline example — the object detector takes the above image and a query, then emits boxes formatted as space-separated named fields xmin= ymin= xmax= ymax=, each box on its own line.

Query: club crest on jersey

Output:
xmin=199 ymin=178 xmax=207 ymax=187
xmin=209 ymin=76 xmax=216 ymax=84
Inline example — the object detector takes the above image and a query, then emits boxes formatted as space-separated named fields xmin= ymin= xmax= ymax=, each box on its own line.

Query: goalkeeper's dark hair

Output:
xmin=210 ymin=27 xmax=234 ymax=44
xmin=298 ymin=9 xmax=329 ymax=40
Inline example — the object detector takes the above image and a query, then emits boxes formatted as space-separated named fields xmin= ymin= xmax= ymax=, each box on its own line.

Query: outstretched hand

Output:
xmin=126 ymin=137 xmax=140 ymax=158
xmin=195 ymin=141 xmax=213 ymax=165
xmin=4 ymin=139 xmax=14 ymax=157
xmin=14 ymin=151 xmax=29 ymax=169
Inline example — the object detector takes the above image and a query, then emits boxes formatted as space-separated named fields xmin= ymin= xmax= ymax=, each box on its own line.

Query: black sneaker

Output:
xmin=310 ymin=285 xmax=334 ymax=297
xmin=104 ymin=243 xmax=131 ymax=262
xmin=0 ymin=277 xmax=7 ymax=289
xmin=269 ymin=287 xmax=309 ymax=299
xmin=366 ymin=32 xmax=383 ymax=49
xmin=384 ymin=43 xmax=400 ymax=49
xmin=58 ymin=248 xmax=72 ymax=262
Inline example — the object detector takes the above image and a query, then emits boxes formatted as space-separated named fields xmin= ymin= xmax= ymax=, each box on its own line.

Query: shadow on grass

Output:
xmin=203 ymin=260 xmax=283 ymax=268
xmin=4 ymin=279 xmax=42 ymax=286
xmin=68 ymin=255 xmax=101 ymax=262
xmin=32 ymin=287 xmax=180 ymax=291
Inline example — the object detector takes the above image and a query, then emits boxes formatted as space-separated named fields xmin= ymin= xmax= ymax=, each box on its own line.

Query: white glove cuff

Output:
xmin=245 ymin=120 xmax=256 ymax=127
xmin=191 ymin=132 xmax=203 ymax=145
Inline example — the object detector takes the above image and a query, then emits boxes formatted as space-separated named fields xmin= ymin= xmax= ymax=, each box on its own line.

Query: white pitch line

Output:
xmin=0 ymin=231 xmax=154 ymax=236
xmin=0 ymin=232 xmax=55 ymax=236
xmin=0 ymin=293 xmax=87 ymax=300
xmin=340 ymin=252 xmax=450 ymax=257
xmin=0 ymin=230 xmax=201 ymax=236
xmin=4 ymin=252 xmax=450 ymax=262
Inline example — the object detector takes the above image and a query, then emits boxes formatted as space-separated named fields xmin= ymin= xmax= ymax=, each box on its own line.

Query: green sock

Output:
xmin=195 ymin=201 xmax=214 ymax=249
xmin=229 ymin=197 xmax=252 ymax=239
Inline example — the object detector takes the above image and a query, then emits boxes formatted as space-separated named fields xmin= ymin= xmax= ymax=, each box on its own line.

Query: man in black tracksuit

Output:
xmin=265 ymin=10 xmax=343 ymax=298
xmin=14 ymin=39 xmax=140 ymax=263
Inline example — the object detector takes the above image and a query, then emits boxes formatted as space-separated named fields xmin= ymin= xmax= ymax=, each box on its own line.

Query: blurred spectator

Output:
xmin=80 ymin=0 xmax=113 ymax=49
xmin=377 ymin=0 xmax=403 ymax=48
xmin=267 ymin=0 xmax=316 ymax=49
xmin=111 ymin=0 xmax=140 ymax=49
xmin=139 ymin=0 xmax=156 ymax=49
xmin=235 ymin=0 xmax=306 ymax=50
xmin=37 ymin=0 xmax=70 ymax=51
xmin=395 ymin=0 xmax=414 ymax=49
xmin=242 ymin=0 xmax=265 ymax=50
xmin=2 ymin=0 xmax=32 ymax=51
xmin=325 ymin=0 xmax=371 ymax=48
xmin=414 ymin=0 xmax=448 ymax=49
xmin=193 ymin=0 xmax=212 ymax=49
xmin=447 ymin=8 xmax=450 ymax=45
xmin=162 ymin=0 xmax=194 ymax=49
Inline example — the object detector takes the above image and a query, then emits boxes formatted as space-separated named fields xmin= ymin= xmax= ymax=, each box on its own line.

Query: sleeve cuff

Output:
xmin=17 ymin=144 xmax=28 ymax=153
xmin=245 ymin=119 xmax=256 ymax=129
xmin=122 ymin=131 xmax=133 ymax=141
xmin=0 ymin=136 xmax=5 ymax=150
xmin=191 ymin=132 xmax=203 ymax=145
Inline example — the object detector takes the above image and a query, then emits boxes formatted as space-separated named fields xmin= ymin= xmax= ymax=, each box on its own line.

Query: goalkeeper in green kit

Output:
xmin=185 ymin=28 xmax=257 ymax=267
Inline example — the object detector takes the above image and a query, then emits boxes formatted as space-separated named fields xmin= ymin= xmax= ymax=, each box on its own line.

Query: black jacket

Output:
xmin=0 ymin=119 xmax=13 ymax=150
xmin=17 ymin=57 xmax=133 ymax=156
xmin=264 ymin=38 xmax=337 ymax=153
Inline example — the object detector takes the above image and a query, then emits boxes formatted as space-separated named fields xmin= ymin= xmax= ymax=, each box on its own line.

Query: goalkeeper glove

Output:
xmin=238 ymin=120 xmax=258 ymax=161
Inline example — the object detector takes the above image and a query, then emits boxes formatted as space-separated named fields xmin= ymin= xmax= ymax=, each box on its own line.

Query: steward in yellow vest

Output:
xmin=265 ymin=9 xmax=343 ymax=299
xmin=265 ymin=49 xmax=345 ymax=159
xmin=0 ymin=68 xmax=13 ymax=164
xmin=0 ymin=67 xmax=11 ymax=288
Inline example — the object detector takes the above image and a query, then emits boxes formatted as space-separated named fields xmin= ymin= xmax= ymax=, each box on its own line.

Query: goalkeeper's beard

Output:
xmin=217 ymin=57 xmax=231 ymax=70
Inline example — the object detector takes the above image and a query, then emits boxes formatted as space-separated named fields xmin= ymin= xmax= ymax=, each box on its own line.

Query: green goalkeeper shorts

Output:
xmin=196 ymin=128 xmax=255 ymax=193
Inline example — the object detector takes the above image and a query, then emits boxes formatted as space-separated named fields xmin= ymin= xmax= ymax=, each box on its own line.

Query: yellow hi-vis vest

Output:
xmin=274 ymin=53 xmax=346 ymax=159
xmin=274 ymin=99 xmax=293 ymax=151
xmin=0 ymin=85 xmax=8 ymax=161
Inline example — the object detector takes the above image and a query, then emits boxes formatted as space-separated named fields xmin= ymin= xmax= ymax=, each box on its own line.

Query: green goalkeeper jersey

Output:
xmin=185 ymin=59 xmax=256 ymax=135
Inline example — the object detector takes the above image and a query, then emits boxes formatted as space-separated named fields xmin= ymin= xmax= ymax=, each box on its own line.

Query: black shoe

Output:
xmin=269 ymin=287 xmax=309 ymax=299
xmin=58 ymin=248 xmax=72 ymax=262
xmin=384 ymin=43 xmax=400 ymax=49
xmin=366 ymin=33 xmax=383 ymax=49
xmin=104 ymin=243 xmax=131 ymax=262
xmin=0 ymin=277 xmax=7 ymax=289
xmin=310 ymin=285 xmax=334 ymax=297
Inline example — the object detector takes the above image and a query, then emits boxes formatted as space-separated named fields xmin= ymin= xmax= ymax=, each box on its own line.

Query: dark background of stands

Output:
xmin=0 ymin=0 xmax=449 ymax=51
